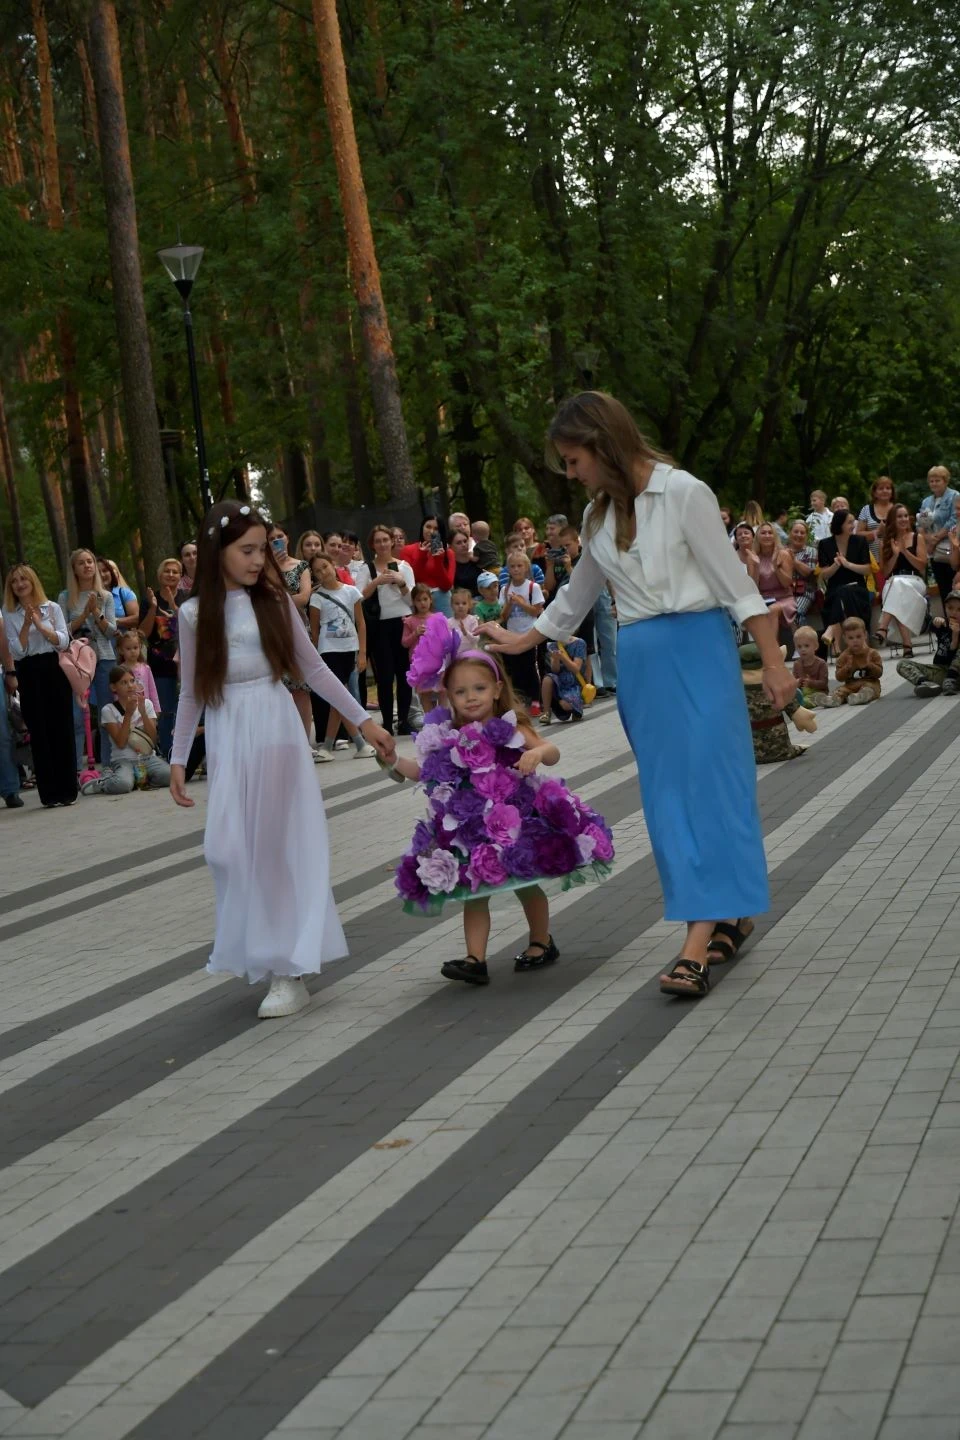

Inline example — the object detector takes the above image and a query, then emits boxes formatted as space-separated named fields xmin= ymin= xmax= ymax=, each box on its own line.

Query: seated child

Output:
xmin=793 ymin=625 xmax=829 ymax=704
xmin=449 ymin=587 xmax=479 ymax=641
xmin=822 ymin=617 xmax=883 ymax=706
xmin=473 ymin=572 xmax=503 ymax=626
xmin=899 ymin=589 xmax=960 ymax=697
xmin=81 ymin=665 xmax=171 ymax=794
xmin=540 ymin=635 xmax=587 ymax=725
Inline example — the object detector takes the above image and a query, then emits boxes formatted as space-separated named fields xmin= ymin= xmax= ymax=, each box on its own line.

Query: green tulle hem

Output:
xmin=401 ymin=859 xmax=614 ymax=917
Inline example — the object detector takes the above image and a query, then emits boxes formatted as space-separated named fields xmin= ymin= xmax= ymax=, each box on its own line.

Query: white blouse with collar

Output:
xmin=537 ymin=463 xmax=766 ymax=641
xmin=3 ymin=601 xmax=70 ymax=660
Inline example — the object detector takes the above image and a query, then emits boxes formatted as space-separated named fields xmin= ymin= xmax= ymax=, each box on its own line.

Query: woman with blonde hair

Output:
xmin=2 ymin=564 xmax=77 ymax=806
xmin=140 ymin=555 xmax=184 ymax=758
xmin=753 ymin=521 xmax=796 ymax=635
xmin=485 ymin=392 xmax=795 ymax=999
xmin=58 ymin=547 xmax=118 ymax=766
xmin=742 ymin=500 xmax=764 ymax=530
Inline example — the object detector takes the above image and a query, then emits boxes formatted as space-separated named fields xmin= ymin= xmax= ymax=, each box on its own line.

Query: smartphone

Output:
xmin=429 ymin=532 xmax=443 ymax=555
xmin=548 ymin=547 xmax=566 ymax=562
xmin=387 ymin=561 xmax=399 ymax=572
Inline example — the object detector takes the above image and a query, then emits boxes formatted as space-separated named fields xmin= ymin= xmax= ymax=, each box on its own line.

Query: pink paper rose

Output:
xmin=484 ymin=802 xmax=522 ymax=845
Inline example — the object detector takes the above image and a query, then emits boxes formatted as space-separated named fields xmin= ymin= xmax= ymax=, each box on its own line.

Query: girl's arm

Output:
xmin=105 ymin=700 xmax=134 ymax=750
xmin=287 ymin=598 xmax=370 ymax=727
xmin=138 ymin=701 xmax=158 ymax=743
xmin=401 ymin=615 xmax=420 ymax=648
xmin=169 ymin=608 xmax=202 ymax=780
xmin=791 ymin=553 xmax=814 ymax=578
xmin=559 ymin=645 xmax=584 ymax=674
xmin=392 ymin=754 xmax=421 ymax=780
xmin=308 ymin=599 xmax=321 ymax=648
xmin=140 ymin=666 xmax=160 ymax=711
xmin=354 ymin=603 xmax=367 ymax=669
xmin=516 ymin=721 xmax=559 ymax=774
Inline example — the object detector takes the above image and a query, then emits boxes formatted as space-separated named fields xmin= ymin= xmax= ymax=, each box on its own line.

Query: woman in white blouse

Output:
xmin=2 ymin=564 xmax=78 ymax=807
xmin=360 ymin=525 xmax=416 ymax=734
xmin=485 ymin=393 xmax=795 ymax=998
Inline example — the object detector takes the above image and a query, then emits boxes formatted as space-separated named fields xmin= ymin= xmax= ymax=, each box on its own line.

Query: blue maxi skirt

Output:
xmin=616 ymin=609 xmax=769 ymax=922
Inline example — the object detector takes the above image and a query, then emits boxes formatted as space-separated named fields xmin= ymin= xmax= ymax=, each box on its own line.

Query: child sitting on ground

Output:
xmin=539 ymin=634 xmax=587 ymax=725
xmin=473 ymin=572 xmax=503 ymax=626
xmin=793 ymin=625 xmax=829 ymax=704
xmin=823 ymin=617 xmax=883 ymax=706
xmin=449 ymin=587 xmax=479 ymax=641
xmin=81 ymin=664 xmax=171 ymax=794
xmin=898 ymin=589 xmax=960 ymax=697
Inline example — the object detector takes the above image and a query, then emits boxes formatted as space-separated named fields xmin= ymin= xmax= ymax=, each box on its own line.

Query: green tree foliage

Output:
xmin=2 ymin=0 xmax=960 ymax=578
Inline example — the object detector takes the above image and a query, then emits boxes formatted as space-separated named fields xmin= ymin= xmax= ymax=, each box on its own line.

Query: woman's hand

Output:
xmin=145 ymin=586 xmax=156 ymax=607
xmin=762 ymin=663 xmax=797 ymax=712
xmin=360 ymin=719 xmax=397 ymax=766
xmin=170 ymin=764 xmax=194 ymax=808
xmin=357 ymin=651 xmax=367 ymax=672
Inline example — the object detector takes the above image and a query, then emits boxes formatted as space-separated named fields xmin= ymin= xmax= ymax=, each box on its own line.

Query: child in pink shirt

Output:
xmin=116 ymin=630 xmax=160 ymax=712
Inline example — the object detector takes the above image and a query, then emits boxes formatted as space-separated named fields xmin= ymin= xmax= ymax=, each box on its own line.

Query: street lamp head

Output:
xmin=157 ymin=243 xmax=204 ymax=301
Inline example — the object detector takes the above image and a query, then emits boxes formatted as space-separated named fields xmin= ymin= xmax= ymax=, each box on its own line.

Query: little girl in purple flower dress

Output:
xmin=389 ymin=616 xmax=614 ymax=986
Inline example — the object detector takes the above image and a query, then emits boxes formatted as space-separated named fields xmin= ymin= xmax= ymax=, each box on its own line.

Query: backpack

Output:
xmin=58 ymin=638 xmax=97 ymax=702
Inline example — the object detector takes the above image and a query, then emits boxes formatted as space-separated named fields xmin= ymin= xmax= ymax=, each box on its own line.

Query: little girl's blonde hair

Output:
xmin=444 ymin=651 xmax=529 ymax=729
xmin=116 ymin=628 xmax=147 ymax=662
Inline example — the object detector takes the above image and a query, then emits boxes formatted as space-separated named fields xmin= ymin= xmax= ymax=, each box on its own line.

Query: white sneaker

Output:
xmin=313 ymin=747 xmax=334 ymax=763
xmin=334 ymin=739 xmax=350 ymax=751
xmin=352 ymin=743 xmax=377 ymax=758
xmin=257 ymin=976 xmax=311 ymax=1018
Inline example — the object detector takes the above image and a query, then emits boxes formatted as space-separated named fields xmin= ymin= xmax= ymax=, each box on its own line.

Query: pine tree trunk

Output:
xmin=18 ymin=353 xmax=70 ymax=572
xmin=32 ymin=0 xmax=97 ymax=549
xmin=0 ymin=375 xmax=24 ymax=558
xmin=339 ymin=308 xmax=375 ymax=505
xmin=86 ymin=0 xmax=174 ymax=572
xmin=312 ymin=0 xmax=415 ymax=502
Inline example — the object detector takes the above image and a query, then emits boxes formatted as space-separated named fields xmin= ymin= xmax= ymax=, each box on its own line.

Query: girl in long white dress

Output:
xmin=170 ymin=502 xmax=395 ymax=1018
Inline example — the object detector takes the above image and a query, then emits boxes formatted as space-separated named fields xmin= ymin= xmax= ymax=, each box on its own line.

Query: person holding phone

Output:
xmin=361 ymin=524 xmax=416 ymax=734
xmin=399 ymin=517 xmax=456 ymax=617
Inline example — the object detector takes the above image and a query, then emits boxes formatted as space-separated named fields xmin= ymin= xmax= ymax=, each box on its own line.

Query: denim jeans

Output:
xmin=98 ymin=754 xmax=171 ymax=793
xmin=592 ymin=589 xmax=618 ymax=691
xmin=0 ymin=691 xmax=20 ymax=798
xmin=73 ymin=657 xmax=115 ymax=768
xmin=153 ymin=674 xmax=179 ymax=759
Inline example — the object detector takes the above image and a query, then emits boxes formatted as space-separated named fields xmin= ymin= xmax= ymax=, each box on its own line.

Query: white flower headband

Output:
xmin=207 ymin=505 xmax=251 ymax=537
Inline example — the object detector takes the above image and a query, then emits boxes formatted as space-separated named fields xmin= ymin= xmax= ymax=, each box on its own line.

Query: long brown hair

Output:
xmin=546 ymin=392 xmax=672 ymax=552
xmin=880 ymin=504 xmax=911 ymax=566
xmin=192 ymin=501 xmax=298 ymax=707
xmin=3 ymin=563 xmax=47 ymax=611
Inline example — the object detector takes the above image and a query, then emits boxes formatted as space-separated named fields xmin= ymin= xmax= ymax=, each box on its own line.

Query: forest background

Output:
xmin=1 ymin=0 xmax=960 ymax=593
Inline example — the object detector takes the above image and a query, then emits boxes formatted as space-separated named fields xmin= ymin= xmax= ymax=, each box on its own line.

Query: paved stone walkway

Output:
xmin=1 ymin=669 xmax=959 ymax=1440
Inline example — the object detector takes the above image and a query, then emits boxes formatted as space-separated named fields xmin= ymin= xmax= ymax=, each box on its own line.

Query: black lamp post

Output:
xmin=157 ymin=242 xmax=211 ymax=511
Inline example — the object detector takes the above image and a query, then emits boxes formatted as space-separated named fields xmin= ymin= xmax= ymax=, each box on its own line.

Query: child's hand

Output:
xmin=169 ymin=764 xmax=194 ymax=808
xmin=517 ymin=748 xmax=544 ymax=775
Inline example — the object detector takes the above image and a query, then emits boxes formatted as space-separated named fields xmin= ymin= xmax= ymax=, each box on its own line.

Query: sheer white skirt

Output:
xmin=880 ymin=574 xmax=927 ymax=636
xmin=203 ymin=675 xmax=346 ymax=983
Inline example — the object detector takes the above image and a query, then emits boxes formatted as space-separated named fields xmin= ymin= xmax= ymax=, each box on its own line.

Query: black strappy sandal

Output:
xmin=707 ymin=918 xmax=755 ymax=964
xmin=441 ymin=955 xmax=489 ymax=986
xmin=514 ymin=936 xmax=559 ymax=972
xmin=659 ymin=959 xmax=710 ymax=998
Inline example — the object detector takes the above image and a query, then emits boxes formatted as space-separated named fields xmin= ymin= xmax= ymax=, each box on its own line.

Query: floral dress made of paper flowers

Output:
xmin=395 ymin=708 xmax=615 ymax=916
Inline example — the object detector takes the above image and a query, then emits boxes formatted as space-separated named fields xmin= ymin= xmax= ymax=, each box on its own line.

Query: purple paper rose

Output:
xmin=581 ymin=822 xmax=614 ymax=863
xmin=416 ymin=848 xmax=461 ymax=894
xmin=452 ymin=725 xmax=498 ymax=772
xmin=534 ymin=783 xmax=581 ymax=836
xmin=447 ymin=787 xmax=486 ymax=821
xmin=457 ymin=815 xmax=489 ymax=850
xmin=411 ymin=820 xmax=434 ymax=854
xmin=467 ymin=843 xmax=508 ymax=890
xmin=538 ymin=833 xmax=580 ymax=877
xmin=413 ymin=717 xmax=454 ymax=758
xmin=484 ymin=802 xmax=522 ymax=845
xmin=513 ymin=781 xmax=537 ymax=818
xmin=474 ymin=767 xmax=520 ymax=803
xmin=420 ymin=748 xmax=461 ymax=786
xmin=484 ymin=714 xmax=522 ymax=748
xmin=396 ymin=853 xmax=428 ymax=904
xmin=502 ymin=837 xmax=541 ymax=879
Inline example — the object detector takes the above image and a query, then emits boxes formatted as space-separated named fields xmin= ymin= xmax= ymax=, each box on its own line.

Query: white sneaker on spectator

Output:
xmin=352 ymin=743 xmax=377 ymax=758
xmin=257 ymin=976 xmax=310 ymax=1018
xmin=334 ymin=739 xmax=350 ymax=750
xmin=80 ymin=779 xmax=103 ymax=796
xmin=313 ymin=747 xmax=334 ymax=763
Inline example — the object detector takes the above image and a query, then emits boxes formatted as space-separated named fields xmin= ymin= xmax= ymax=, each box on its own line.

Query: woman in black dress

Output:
xmin=817 ymin=510 xmax=873 ymax=655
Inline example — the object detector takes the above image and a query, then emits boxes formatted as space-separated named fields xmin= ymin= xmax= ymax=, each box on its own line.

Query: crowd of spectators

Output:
xmin=2 ymin=465 xmax=957 ymax=810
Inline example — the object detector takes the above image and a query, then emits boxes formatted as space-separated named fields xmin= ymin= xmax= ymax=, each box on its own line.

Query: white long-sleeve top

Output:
xmin=170 ymin=590 xmax=368 ymax=766
xmin=536 ymin=463 xmax=766 ymax=641
xmin=3 ymin=601 xmax=69 ymax=660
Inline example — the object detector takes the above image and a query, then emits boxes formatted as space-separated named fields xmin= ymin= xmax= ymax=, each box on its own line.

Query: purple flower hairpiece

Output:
xmin=406 ymin=616 xmax=502 ymax=692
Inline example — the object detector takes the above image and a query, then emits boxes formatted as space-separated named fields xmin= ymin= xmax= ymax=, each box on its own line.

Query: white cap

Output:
xmin=477 ymin=572 xmax=499 ymax=590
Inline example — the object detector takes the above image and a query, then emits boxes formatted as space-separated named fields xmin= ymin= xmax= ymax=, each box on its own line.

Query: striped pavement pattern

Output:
xmin=0 ymin=669 xmax=956 ymax=1439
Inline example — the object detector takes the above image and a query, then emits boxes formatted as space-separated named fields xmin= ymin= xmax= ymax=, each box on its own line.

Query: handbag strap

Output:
xmin=556 ymin=642 xmax=588 ymax=693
